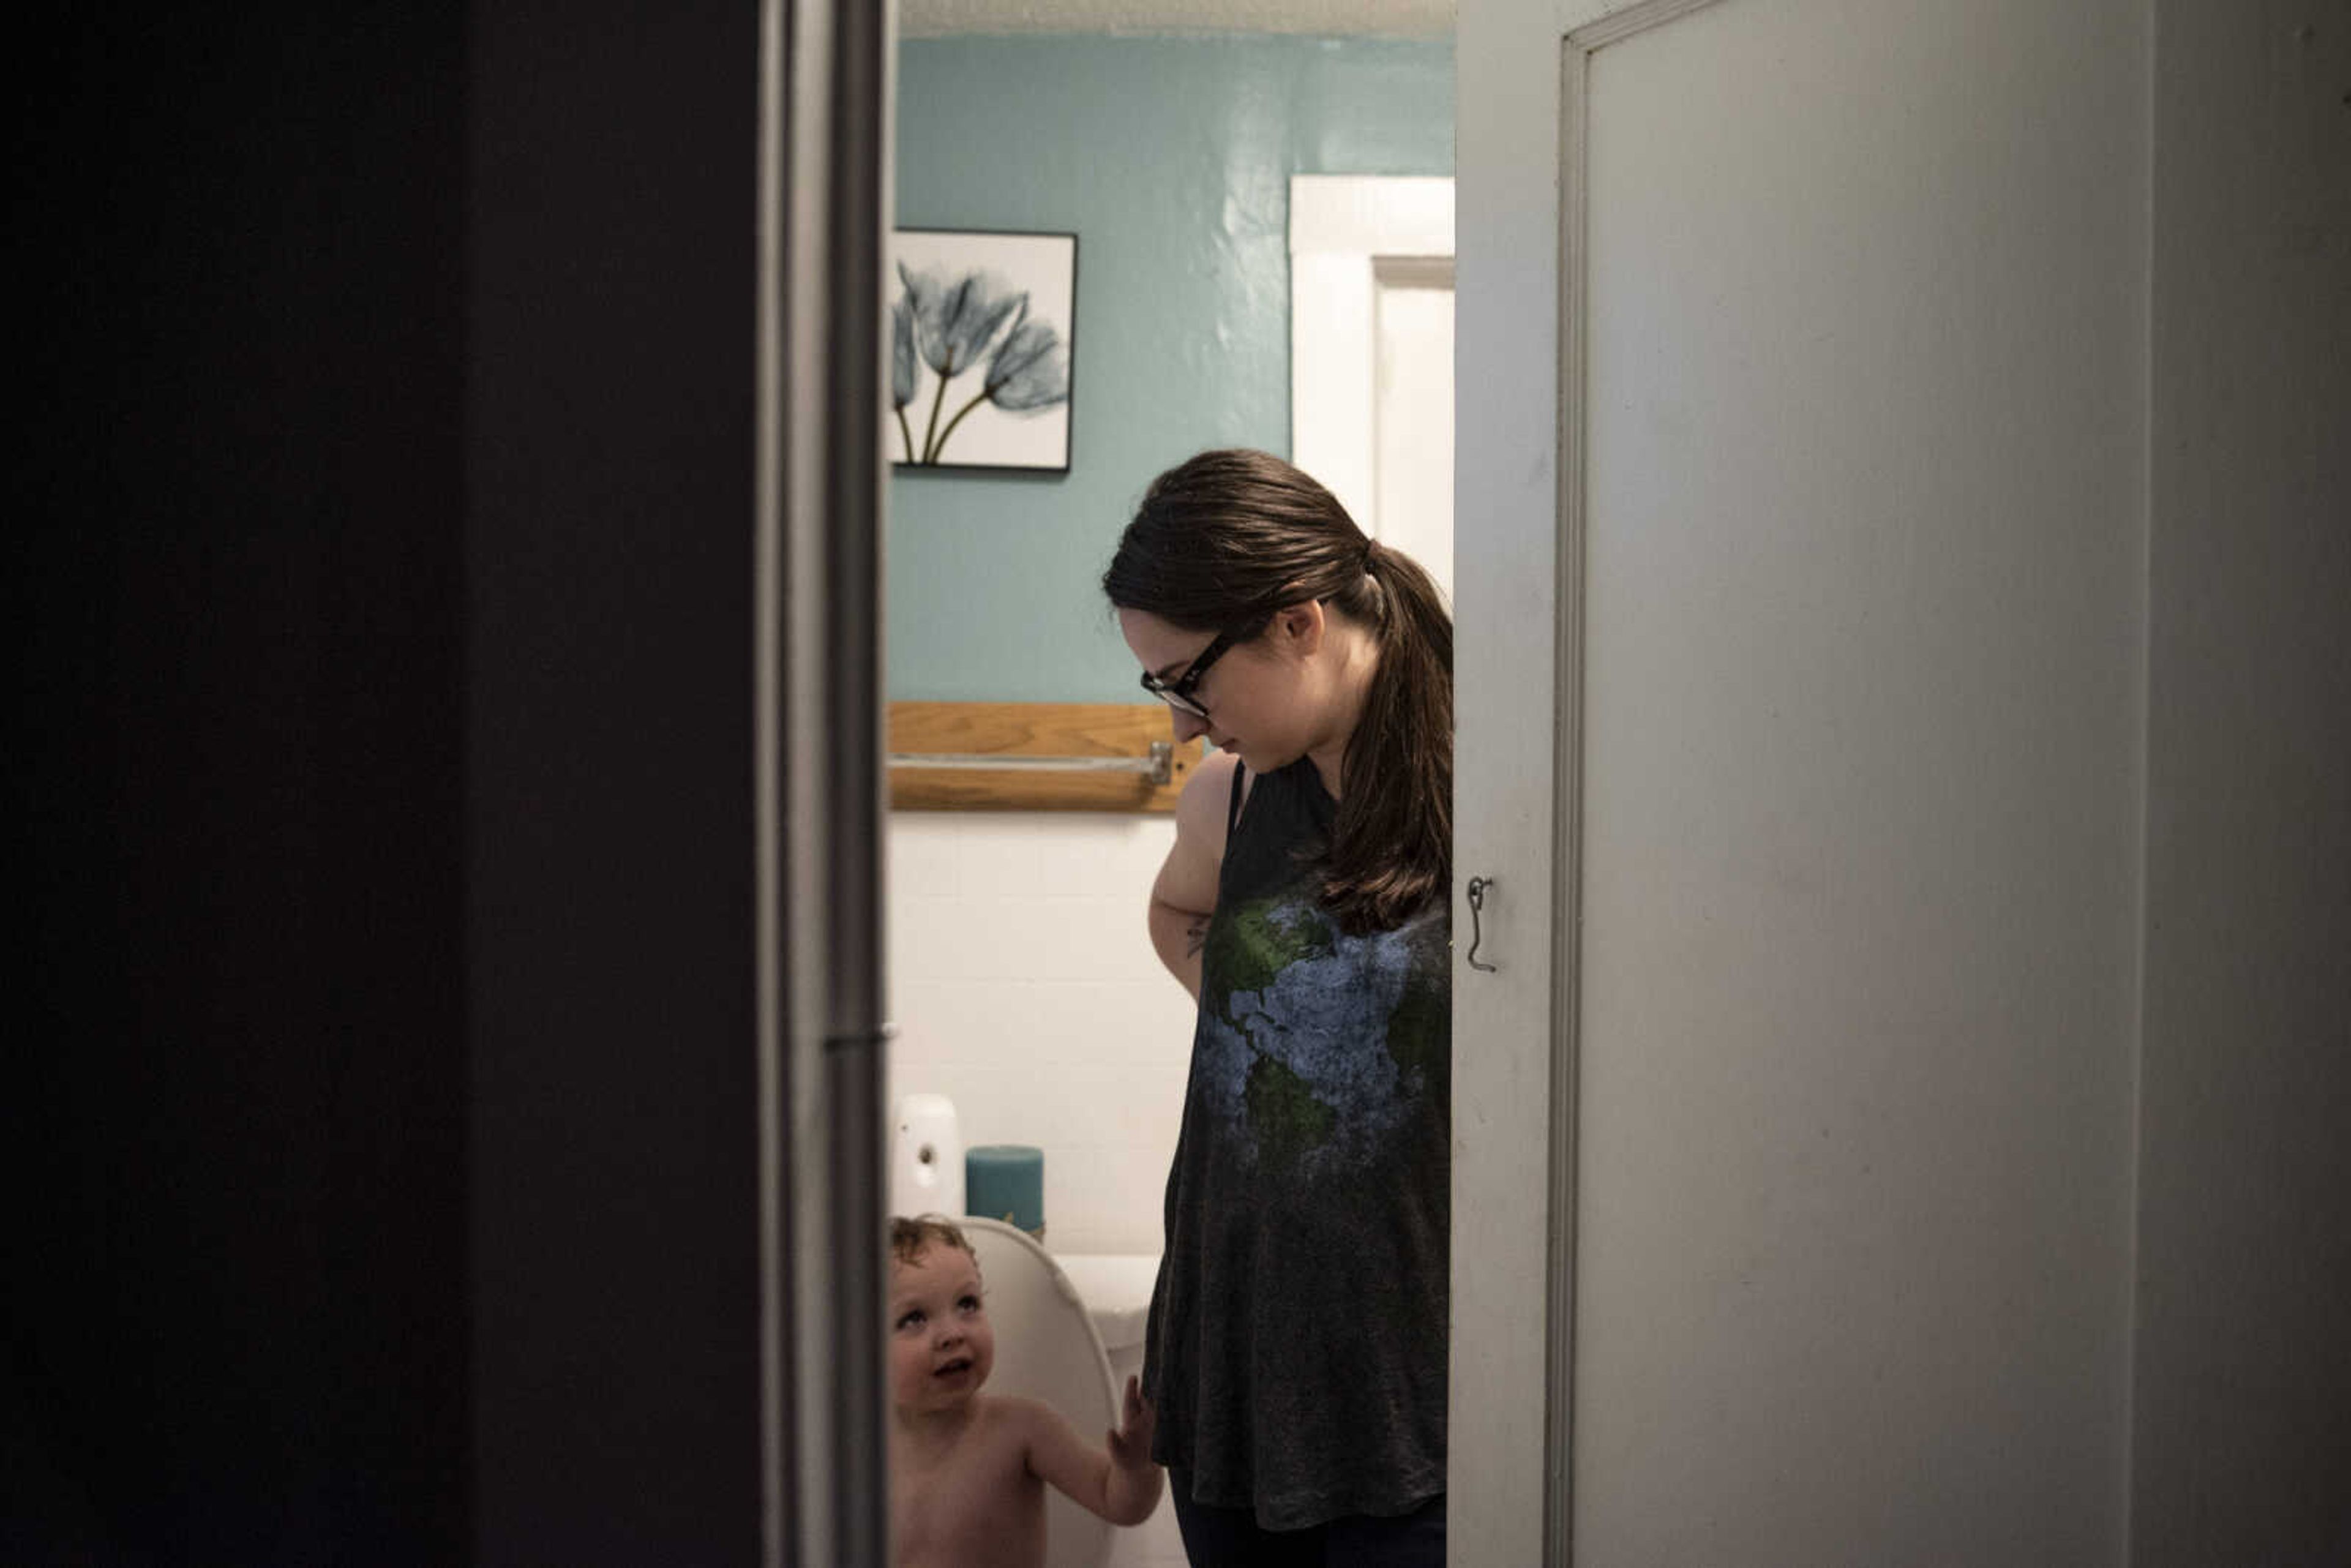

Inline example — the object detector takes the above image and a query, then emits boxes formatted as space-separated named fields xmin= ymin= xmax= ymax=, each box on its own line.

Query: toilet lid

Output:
xmin=957 ymin=1217 xmax=1118 ymax=1568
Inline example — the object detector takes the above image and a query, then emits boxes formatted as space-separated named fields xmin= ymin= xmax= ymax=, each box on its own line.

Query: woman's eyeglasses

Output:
xmin=1138 ymin=628 xmax=1243 ymax=720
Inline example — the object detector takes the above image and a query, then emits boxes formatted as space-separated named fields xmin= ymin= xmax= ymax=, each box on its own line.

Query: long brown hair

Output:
xmin=1102 ymin=448 xmax=1451 ymax=933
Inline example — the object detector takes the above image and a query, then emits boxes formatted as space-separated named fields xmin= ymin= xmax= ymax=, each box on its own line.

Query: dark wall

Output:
xmin=465 ymin=4 xmax=762 ymax=1561
xmin=2130 ymin=1 xmax=2351 ymax=1562
xmin=11 ymin=4 xmax=762 ymax=1561
xmin=13 ymin=9 xmax=471 ymax=1560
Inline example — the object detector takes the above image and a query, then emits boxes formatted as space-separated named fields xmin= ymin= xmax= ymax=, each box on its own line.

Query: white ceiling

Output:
xmin=899 ymin=0 xmax=1453 ymax=40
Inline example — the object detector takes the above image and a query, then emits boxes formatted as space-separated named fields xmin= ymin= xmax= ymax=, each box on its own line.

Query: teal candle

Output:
xmin=965 ymin=1144 xmax=1044 ymax=1240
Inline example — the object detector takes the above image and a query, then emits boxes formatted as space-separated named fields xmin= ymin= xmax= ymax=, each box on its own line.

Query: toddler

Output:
xmin=888 ymin=1215 xmax=1162 ymax=1568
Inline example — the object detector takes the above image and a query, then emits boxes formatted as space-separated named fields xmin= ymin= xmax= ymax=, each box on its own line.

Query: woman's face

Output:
xmin=1118 ymin=604 xmax=1328 ymax=775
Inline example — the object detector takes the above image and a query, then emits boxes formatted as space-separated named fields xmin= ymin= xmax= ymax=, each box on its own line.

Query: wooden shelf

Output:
xmin=887 ymin=701 xmax=1197 ymax=812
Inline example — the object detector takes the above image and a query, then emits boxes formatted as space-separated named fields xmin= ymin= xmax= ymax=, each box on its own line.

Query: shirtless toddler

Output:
xmin=888 ymin=1216 xmax=1163 ymax=1568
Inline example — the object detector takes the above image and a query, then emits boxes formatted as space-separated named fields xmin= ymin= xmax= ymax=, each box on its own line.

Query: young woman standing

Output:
xmin=1104 ymin=448 xmax=1453 ymax=1567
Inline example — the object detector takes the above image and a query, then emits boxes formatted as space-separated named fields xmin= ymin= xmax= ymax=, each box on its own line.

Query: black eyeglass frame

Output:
xmin=1138 ymin=619 xmax=1261 ymax=720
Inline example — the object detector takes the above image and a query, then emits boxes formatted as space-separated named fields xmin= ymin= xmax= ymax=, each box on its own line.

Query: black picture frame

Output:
xmin=887 ymin=227 xmax=1078 ymax=473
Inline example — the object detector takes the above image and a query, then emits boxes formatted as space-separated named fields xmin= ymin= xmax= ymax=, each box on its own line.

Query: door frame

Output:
xmin=760 ymin=0 xmax=893 ymax=1562
xmin=1450 ymin=2 xmax=1722 ymax=1562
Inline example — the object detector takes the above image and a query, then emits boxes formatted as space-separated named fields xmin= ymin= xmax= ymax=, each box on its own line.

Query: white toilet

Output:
xmin=1052 ymin=1251 xmax=1185 ymax=1568
xmin=958 ymin=1218 xmax=1120 ymax=1568
xmin=956 ymin=1222 xmax=1183 ymax=1568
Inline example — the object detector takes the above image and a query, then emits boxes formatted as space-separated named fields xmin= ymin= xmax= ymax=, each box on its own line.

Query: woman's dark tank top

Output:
xmin=1142 ymin=756 xmax=1450 ymax=1529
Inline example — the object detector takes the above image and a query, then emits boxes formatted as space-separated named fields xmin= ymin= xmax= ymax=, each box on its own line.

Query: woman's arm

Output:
xmin=1016 ymin=1382 xmax=1163 ymax=1528
xmin=1146 ymin=751 xmax=1241 ymax=1002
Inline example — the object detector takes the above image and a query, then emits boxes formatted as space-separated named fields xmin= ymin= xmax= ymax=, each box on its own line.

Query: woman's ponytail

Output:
xmin=1322 ymin=539 xmax=1451 ymax=932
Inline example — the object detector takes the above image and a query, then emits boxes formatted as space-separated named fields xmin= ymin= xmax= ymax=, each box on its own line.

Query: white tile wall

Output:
xmin=886 ymin=811 xmax=1195 ymax=1256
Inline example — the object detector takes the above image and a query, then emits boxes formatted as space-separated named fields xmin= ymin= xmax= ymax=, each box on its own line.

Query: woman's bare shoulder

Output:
xmin=1176 ymin=748 xmax=1248 ymax=856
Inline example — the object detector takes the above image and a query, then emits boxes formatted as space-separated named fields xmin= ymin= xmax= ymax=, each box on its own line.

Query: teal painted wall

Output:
xmin=890 ymin=35 xmax=1453 ymax=702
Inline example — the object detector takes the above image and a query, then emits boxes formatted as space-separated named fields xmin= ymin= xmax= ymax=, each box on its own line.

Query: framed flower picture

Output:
xmin=887 ymin=228 xmax=1077 ymax=473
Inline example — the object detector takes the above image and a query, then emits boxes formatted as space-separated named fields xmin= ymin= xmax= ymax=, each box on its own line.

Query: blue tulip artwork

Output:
xmin=887 ymin=229 xmax=1076 ymax=471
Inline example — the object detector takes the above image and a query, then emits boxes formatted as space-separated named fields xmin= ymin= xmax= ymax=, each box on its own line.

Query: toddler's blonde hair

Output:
xmin=890 ymin=1214 xmax=976 ymax=1269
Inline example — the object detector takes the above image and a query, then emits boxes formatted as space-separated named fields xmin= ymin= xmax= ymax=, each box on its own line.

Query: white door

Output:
xmin=1290 ymin=174 xmax=1455 ymax=603
xmin=1453 ymin=1 xmax=2147 ymax=1562
xmin=1371 ymin=257 xmax=1455 ymax=607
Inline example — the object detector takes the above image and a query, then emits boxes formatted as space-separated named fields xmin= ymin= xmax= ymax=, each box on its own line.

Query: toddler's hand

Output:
xmin=1106 ymin=1375 xmax=1157 ymax=1471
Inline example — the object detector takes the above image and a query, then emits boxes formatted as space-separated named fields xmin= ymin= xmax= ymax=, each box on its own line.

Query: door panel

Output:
xmin=1572 ymin=2 xmax=2143 ymax=1562
xmin=1453 ymin=0 xmax=2148 ymax=1560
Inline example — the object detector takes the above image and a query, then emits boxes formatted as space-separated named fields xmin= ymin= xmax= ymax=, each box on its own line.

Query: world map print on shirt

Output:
xmin=1194 ymin=868 xmax=1449 ymax=1180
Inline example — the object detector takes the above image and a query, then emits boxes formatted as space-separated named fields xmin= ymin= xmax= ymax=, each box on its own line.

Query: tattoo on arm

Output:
xmin=1184 ymin=919 xmax=1208 ymax=959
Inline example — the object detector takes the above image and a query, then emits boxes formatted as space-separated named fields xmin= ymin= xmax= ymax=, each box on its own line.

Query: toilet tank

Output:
xmin=1052 ymin=1253 xmax=1160 ymax=1362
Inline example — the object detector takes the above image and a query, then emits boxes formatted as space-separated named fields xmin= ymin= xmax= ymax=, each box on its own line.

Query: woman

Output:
xmin=1103 ymin=448 xmax=1452 ymax=1566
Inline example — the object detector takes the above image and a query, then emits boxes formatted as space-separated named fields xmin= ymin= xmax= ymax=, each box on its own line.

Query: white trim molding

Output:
xmin=1288 ymin=174 xmax=1455 ymax=530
